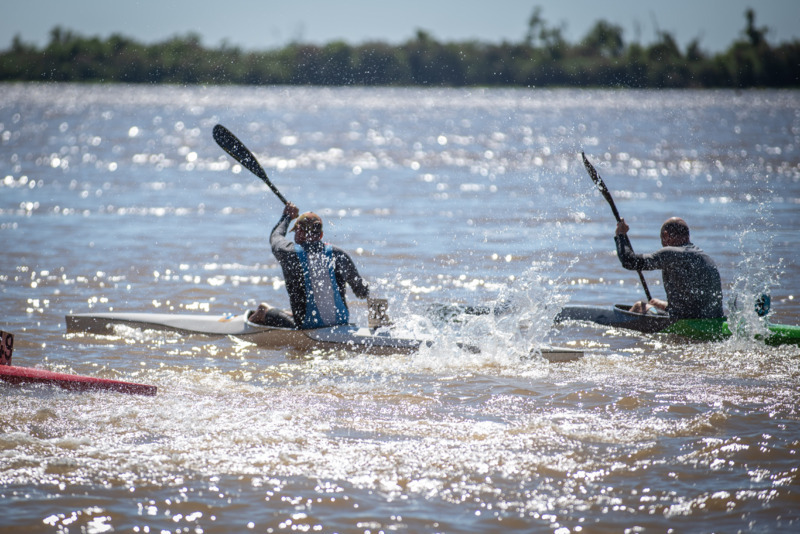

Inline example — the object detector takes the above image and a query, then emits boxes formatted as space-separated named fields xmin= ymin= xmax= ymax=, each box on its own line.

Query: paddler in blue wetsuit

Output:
xmin=615 ymin=217 xmax=724 ymax=319
xmin=249 ymin=202 xmax=370 ymax=329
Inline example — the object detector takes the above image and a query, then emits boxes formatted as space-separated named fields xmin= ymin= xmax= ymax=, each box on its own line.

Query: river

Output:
xmin=1 ymin=84 xmax=799 ymax=533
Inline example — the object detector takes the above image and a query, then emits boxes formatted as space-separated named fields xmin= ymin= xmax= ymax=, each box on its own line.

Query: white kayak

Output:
xmin=65 ymin=311 xmax=583 ymax=361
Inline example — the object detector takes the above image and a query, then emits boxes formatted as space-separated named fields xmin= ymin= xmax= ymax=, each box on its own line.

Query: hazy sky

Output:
xmin=3 ymin=0 xmax=799 ymax=53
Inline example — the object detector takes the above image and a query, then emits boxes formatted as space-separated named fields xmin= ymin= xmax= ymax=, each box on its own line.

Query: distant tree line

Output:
xmin=1 ymin=9 xmax=797 ymax=88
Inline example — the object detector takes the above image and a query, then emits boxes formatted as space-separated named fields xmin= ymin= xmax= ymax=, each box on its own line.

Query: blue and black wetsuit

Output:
xmin=615 ymin=234 xmax=723 ymax=319
xmin=270 ymin=214 xmax=370 ymax=329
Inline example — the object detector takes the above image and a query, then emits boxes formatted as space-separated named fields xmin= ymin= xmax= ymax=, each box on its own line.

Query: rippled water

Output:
xmin=1 ymin=84 xmax=799 ymax=533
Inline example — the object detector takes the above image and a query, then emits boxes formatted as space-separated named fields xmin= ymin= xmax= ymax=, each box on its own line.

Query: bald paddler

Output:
xmin=615 ymin=217 xmax=724 ymax=319
xmin=250 ymin=202 xmax=370 ymax=329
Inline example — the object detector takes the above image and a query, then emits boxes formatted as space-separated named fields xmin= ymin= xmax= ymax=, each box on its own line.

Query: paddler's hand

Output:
xmin=616 ymin=219 xmax=629 ymax=236
xmin=283 ymin=202 xmax=299 ymax=220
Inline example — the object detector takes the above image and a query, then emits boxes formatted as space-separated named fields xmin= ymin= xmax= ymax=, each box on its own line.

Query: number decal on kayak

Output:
xmin=0 ymin=330 xmax=13 ymax=366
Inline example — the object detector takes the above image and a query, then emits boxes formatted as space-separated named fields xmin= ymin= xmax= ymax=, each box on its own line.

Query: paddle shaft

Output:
xmin=581 ymin=152 xmax=652 ymax=301
xmin=213 ymin=124 xmax=288 ymax=205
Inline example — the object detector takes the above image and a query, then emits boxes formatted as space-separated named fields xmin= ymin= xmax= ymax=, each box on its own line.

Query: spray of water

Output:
xmin=394 ymin=253 xmax=578 ymax=370
xmin=726 ymin=192 xmax=783 ymax=341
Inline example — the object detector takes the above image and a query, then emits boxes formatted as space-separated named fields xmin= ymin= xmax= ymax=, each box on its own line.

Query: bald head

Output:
xmin=660 ymin=217 xmax=690 ymax=246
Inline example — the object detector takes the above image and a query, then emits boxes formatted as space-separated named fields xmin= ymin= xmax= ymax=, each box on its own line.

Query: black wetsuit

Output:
xmin=270 ymin=214 xmax=370 ymax=329
xmin=615 ymin=234 xmax=724 ymax=319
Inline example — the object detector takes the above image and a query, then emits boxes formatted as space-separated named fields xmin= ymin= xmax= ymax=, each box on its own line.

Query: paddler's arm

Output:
xmin=270 ymin=202 xmax=300 ymax=252
xmin=614 ymin=219 xmax=649 ymax=271
xmin=348 ymin=269 xmax=370 ymax=300
xmin=334 ymin=248 xmax=370 ymax=299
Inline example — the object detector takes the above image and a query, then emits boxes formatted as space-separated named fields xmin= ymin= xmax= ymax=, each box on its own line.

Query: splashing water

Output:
xmin=726 ymin=192 xmax=784 ymax=341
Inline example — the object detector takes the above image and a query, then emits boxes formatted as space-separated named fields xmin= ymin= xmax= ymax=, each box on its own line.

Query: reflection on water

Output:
xmin=1 ymin=84 xmax=799 ymax=532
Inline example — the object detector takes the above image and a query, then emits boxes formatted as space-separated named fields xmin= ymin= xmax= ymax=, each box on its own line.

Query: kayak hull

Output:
xmin=239 ymin=323 xmax=424 ymax=356
xmin=67 ymin=311 xmax=583 ymax=360
xmin=67 ymin=311 xmax=423 ymax=356
xmin=66 ymin=312 xmax=583 ymax=362
xmin=555 ymin=304 xmax=676 ymax=334
xmin=556 ymin=304 xmax=800 ymax=346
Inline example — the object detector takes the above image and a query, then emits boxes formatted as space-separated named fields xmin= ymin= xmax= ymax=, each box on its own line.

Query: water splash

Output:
xmin=398 ymin=253 xmax=577 ymax=368
xmin=726 ymin=193 xmax=783 ymax=341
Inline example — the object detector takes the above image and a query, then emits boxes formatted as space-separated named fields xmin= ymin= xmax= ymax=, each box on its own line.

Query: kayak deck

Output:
xmin=66 ymin=311 xmax=262 ymax=336
xmin=66 ymin=311 xmax=583 ymax=361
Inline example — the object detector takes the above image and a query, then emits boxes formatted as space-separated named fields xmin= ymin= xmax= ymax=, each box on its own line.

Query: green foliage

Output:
xmin=0 ymin=10 xmax=797 ymax=88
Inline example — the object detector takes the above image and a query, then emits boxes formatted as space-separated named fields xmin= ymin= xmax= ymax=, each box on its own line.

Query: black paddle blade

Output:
xmin=213 ymin=124 xmax=288 ymax=205
xmin=581 ymin=151 xmax=620 ymax=222
xmin=213 ymin=124 xmax=266 ymax=179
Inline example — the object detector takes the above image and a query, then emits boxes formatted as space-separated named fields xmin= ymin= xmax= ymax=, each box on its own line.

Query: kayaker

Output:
xmin=251 ymin=202 xmax=370 ymax=329
xmin=615 ymin=217 xmax=724 ymax=319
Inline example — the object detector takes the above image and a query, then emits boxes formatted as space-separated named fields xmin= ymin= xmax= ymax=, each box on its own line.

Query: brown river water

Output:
xmin=1 ymin=84 xmax=799 ymax=532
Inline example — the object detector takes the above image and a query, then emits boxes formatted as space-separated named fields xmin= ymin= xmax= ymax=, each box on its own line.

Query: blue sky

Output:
xmin=2 ymin=0 xmax=798 ymax=53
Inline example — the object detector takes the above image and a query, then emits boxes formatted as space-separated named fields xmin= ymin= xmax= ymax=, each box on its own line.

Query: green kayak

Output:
xmin=555 ymin=304 xmax=800 ymax=346
xmin=663 ymin=318 xmax=800 ymax=346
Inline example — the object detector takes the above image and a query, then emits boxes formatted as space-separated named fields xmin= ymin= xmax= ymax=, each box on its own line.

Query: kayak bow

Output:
xmin=0 ymin=365 xmax=157 ymax=396
xmin=1 ymin=329 xmax=156 ymax=396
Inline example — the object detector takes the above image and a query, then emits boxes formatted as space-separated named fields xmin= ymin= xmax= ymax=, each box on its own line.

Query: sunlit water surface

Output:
xmin=1 ymin=84 xmax=799 ymax=533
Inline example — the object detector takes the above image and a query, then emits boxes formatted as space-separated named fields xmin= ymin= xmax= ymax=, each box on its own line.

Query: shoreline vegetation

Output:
xmin=1 ymin=9 xmax=797 ymax=88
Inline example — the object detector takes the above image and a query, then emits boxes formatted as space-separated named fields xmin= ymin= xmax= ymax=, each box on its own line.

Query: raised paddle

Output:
xmin=213 ymin=124 xmax=288 ymax=205
xmin=581 ymin=152 xmax=652 ymax=301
